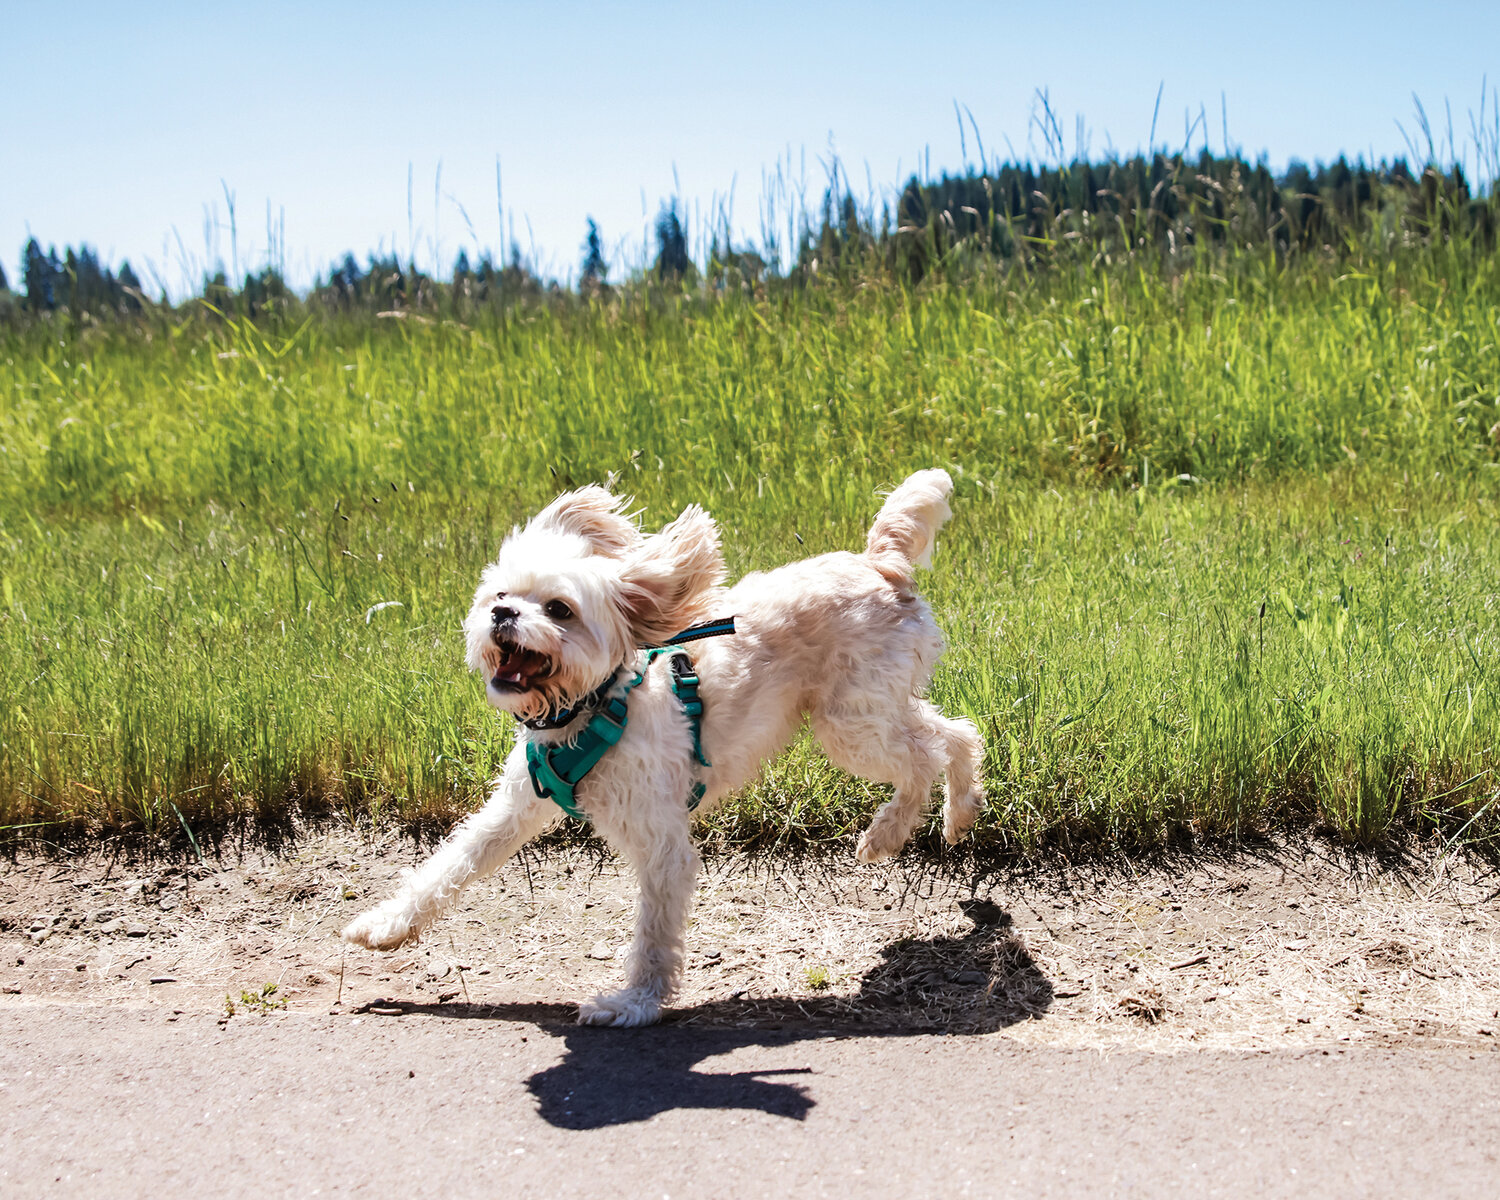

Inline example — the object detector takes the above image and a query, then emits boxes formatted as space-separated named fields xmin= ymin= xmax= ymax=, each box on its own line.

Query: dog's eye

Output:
xmin=543 ymin=599 xmax=573 ymax=621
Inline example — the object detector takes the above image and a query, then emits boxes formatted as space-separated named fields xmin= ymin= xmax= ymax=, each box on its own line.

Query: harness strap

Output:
xmin=524 ymin=618 xmax=734 ymax=821
xmin=661 ymin=617 xmax=737 ymax=646
xmin=646 ymin=647 xmax=710 ymax=809
xmin=656 ymin=617 xmax=729 ymax=808
xmin=525 ymin=684 xmax=638 ymax=820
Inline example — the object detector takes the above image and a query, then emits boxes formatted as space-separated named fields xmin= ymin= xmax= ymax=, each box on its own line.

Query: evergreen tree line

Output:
xmin=3 ymin=150 xmax=1494 ymax=322
xmin=826 ymin=152 xmax=1493 ymax=284
xmin=4 ymin=239 xmax=146 ymax=316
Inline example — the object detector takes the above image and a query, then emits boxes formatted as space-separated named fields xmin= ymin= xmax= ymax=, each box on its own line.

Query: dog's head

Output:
xmin=462 ymin=485 xmax=725 ymax=721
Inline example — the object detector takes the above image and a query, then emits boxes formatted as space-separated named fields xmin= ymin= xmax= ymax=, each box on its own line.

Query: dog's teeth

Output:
xmin=501 ymin=671 xmax=522 ymax=683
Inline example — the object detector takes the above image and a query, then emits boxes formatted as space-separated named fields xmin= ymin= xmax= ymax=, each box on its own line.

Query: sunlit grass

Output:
xmin=1 ymin=244 xmax=1497 ymax=852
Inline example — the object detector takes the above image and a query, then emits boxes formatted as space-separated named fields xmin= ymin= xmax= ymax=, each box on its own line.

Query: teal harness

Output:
xmin=523 ymin=619 xmax=733 ymax=822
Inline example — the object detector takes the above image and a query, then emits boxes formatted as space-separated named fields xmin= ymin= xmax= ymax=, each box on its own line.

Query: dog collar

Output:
xmin=523 ymin=618 xmax=735 ymax=820
xmin=520 ymin=674 xmax=621 ymax=732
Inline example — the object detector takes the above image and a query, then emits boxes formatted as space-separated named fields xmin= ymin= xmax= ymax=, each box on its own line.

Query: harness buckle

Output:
xmin=527 ymin=752 xmax=561 ymax=802
xmin=526 ymin=756 xmax=547 ymax=799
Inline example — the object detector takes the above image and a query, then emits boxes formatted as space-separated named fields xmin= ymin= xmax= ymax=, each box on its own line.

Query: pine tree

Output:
xmin=325 ymin=253 xmax=364 ymax=305
xmin=62 ymin=245 xmax=115 ymax=312
xmin=450 ymin=249 xmax=473 ymax=307
xmin=580 ymin=218 xmax=607 ymax=290
xmin=654 ymin=205 xmax=688 ymax=281
xmin=239 ymin=267 xmax=287 ymax=315
xmin=22 ymin=239 xmax=61 ymax=311
xmin=117 ymin=261 xmax=142 ymax=311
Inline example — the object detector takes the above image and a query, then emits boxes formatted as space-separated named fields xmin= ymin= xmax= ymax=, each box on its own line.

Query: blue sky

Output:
xmin=5 ymin=1 xmax=1497 ymax=294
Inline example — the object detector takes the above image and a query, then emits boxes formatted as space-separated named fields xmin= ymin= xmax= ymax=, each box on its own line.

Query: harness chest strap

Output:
xmin=524 ymin=685 xmax=636 ymax=821
xmin=523 ymin=619 xmax=732 ymax=821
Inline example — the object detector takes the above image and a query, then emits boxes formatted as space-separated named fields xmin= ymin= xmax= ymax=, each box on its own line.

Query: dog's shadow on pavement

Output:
xmin=366 ymin=913 xmax=1051 ymax=1130
xmin=527 ymin=1024 xmax=820 ymax=1128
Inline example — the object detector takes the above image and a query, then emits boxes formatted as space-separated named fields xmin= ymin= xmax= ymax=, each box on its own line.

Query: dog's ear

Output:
xmin=617 ymin=504 xmax=725 ymax=645
xmin=529 ymin=485 xmax=640 ymax=558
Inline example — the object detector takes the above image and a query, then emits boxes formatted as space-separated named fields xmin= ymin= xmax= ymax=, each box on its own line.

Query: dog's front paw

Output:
xmin=577 ymin=987 xmax=663 ymax=1028
xmin=342 ymin=903 xmax=417 ymax=951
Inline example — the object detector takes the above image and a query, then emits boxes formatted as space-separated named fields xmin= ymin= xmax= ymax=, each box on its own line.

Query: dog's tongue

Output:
xmin=492 ymin=644 xmax=549 ymax=689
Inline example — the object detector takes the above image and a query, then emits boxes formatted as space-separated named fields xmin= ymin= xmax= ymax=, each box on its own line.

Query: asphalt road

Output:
xmin=2 ymin=1003 xmax=1496 ymax=1199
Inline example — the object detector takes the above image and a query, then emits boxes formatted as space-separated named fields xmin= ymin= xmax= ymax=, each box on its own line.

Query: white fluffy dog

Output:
xmin=343 ymin=469 xmax=985 ymax=1026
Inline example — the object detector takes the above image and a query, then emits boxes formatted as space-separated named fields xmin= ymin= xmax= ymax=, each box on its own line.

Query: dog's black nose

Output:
xmin=491 ymin=605 xmax=518 ymax=624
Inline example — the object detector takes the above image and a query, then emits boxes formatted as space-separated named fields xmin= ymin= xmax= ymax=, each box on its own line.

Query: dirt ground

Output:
xmin=3 ymin=829 xmax=1498 ymax=1052
xmin=5 ymin=831 xmax=1500 ymax=1197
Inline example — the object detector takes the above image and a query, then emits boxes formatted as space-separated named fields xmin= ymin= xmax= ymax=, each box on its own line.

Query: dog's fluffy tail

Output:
xmin=864 ymin=469 xmax=954 ymax=585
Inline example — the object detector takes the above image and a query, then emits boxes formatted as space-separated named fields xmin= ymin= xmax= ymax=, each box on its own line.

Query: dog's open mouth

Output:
xmin=488 ymin=638 xmax=551 ymax=693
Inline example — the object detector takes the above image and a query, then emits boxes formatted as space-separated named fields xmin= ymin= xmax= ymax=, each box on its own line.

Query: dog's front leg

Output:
xmin=578 ymin=811 xmax=699 ymax=1028
xmin=343 ymin=757 xmax=555 ymax=951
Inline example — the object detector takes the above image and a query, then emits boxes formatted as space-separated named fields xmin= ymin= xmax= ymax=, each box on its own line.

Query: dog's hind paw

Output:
xmin=577 ymin=987 xmax=663 ymax=1028
xmin=342 ymin=904 xmax=417 ymax=951
xmin=942 ymin=785 xmax=986 ymax=845
xmin=855 ymin=825 xmax=903 ymax=864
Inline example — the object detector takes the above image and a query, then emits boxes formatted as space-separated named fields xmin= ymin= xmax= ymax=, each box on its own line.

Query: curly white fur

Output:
xmin=344 ymin=468 xmax=985 ymax=1027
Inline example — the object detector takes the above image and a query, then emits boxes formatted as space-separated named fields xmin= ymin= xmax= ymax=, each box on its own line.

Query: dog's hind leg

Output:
xmin=932 ymin=702 xmax=986 ymax=845
xmin=578 ymin=810 xmax=699 ymax=1028
xmin=343 ymin=758 xmax=556 ymax=951
xmin=814 ymin=699 xmax=946 ymax=863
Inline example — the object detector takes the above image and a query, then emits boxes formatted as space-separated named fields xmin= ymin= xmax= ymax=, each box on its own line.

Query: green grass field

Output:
xmin=2 ymin=242 xmax=1498 ymax=853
